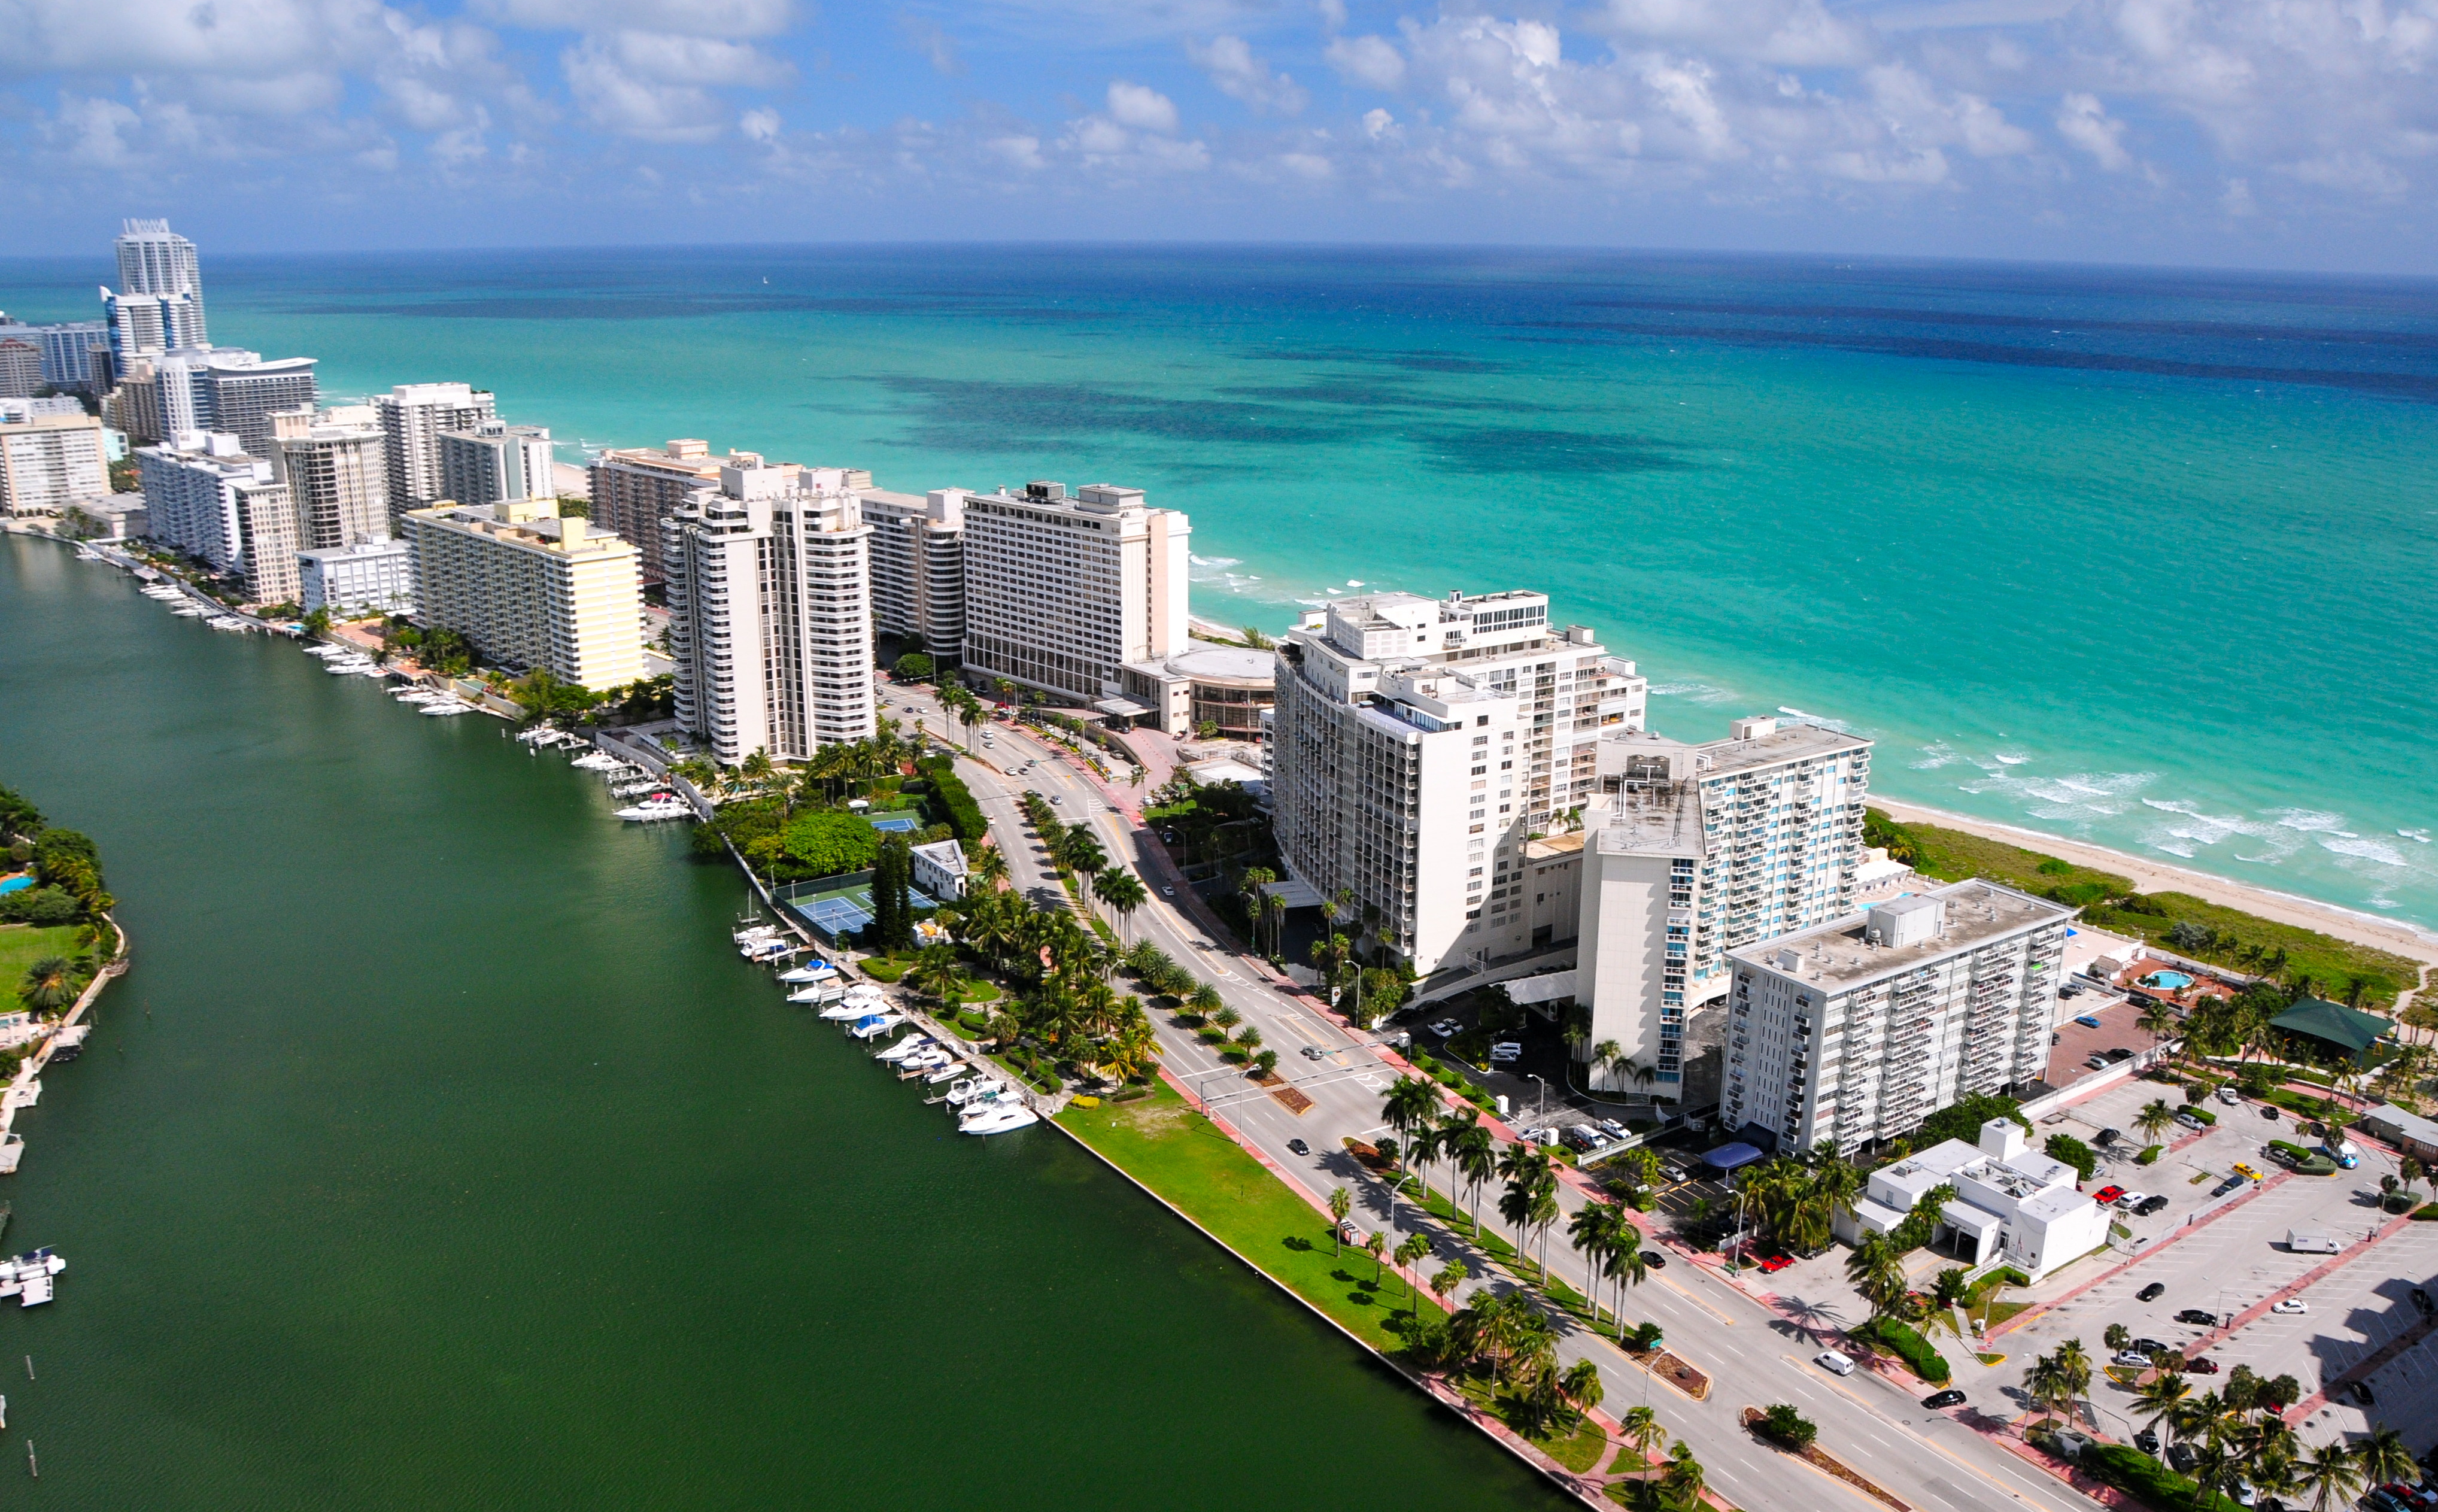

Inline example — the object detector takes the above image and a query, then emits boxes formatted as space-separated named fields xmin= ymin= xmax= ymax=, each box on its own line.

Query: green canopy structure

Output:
xmin=2269 ymin=997 xmax=2394 ymax=1064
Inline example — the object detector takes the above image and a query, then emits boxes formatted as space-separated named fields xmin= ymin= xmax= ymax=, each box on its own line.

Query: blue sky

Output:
xmin=3 ymin=0 xmax=2436 ymax=271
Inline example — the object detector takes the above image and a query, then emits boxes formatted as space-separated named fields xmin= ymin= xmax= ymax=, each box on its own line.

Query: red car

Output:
xmin=2091 ymin=1185 xmax=2126 ymax=1205
xmin=1759 ymin=1252 xmax=1795 ymax=1273
xmin=2182 ymin=1355 xmax=2220 ymax=1374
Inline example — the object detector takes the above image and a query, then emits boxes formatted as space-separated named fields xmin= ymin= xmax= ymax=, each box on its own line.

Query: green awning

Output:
xmin=2269 ymin=997 xmax=2393 ymax=1055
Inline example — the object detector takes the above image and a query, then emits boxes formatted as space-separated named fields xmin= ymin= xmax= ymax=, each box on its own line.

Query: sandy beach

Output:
xmin=1873 ymin=797 xmax=2438 ymax=973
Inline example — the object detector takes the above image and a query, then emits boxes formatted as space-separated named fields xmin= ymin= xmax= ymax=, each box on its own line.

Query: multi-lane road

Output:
xmin=883 ymin=685 xmax=2104 ymax=1512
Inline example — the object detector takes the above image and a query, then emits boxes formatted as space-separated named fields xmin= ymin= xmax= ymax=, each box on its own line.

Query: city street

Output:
xmin=882 ymin=684 xmax=2109 ymax=1512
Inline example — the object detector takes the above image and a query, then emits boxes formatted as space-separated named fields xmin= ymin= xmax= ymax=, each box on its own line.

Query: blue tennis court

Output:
xmin=800 ymin=894 xmax=873 ymax=935
xmin=868 ymin=815 xmax=919 ymax=833
xmin=776 ymin=869 xmax=945 ymax=943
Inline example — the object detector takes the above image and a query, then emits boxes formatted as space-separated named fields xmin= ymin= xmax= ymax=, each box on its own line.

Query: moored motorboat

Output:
xmin=960 ymin=1104 xmax=1040 ymax=1135
xmin=874 ymin=1034 xmax=932 ymax=1063
xmin=615 ymin=798 xmax=691 ymax=821
xmin=846 ymin=1012 xmax=904 ymax=1040
xmin=776 ymin=962 xmax=835 ymax=983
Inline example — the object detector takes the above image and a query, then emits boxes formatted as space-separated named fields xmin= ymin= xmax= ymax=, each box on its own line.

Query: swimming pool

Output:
xmin=2142 ymin=970 xmax=2194 ymax=991
xmin=0 ymin=876 xmax=31 ymax=895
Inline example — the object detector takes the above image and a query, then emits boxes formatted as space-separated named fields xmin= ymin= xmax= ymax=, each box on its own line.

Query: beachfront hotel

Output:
xmin=299 ymin=539 xmax=416 ymax=619
xmin=439 ymin=420 xmax=556 ymax=512
xmin=858 ymin=486 xmax=967 ymax=660
xmin=111 ymin=220 xmax=208 ymax=344
xmin=136 ymin=430 xmax=274 ymax=567
xmin=374 ymin=383 xmax=496 ymax=523
xmin=661 ymin=460 xmax=878 ymax=764
xmin=957 ymin=481 xmax=1190 ymax=706
xmin=1722 ymin=879 xmax=2072 ymax=1152
xmin=0 ymin=405 xmax=110 ymax=517
xmin=1265 ymin=589 xmax=1645 ymax=974
xmin=232 ymin=476 xmax=300 ymax=606
xmin=270 ymin=405 xmax=390 ymax=552
xmin=399 ymin=499 xmax=646 ymax=690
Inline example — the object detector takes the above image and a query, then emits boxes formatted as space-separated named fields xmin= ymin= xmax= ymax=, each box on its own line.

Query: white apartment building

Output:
xmin=1566 ymin=717 xmax=1872 ymax=1098
xmin=1268 ymin=589 xmax=1645 ymax=974
xmin=400 ymin=502 xmax=646 ymax=690
xmin=662 ymin=463 xmax=877 ymax=764
xmin=439 ymin=420 xmax=555 ymax=510
xmin=114 ymin=219 xmax=208 ymax=342
xmin=271 ymin=405 xmax=390 ymax=551
xmin=0 ymin=409 xmax=109 ymax=515
xmin=858 ymin=487 xmax=967 ymax=657
xmin=137 ymin=432 xmax=272 ymax=566
xmin=1724 ymin=880 xmax=2073 ymax=1152
xmin=1839 ymin=1118 xmax=2108 ymax=1283
xmin=588 ymin=441 xmax=744 ymax=587
xmin=233 ymin=478 xmax=300 ymax=606
xmin=202 ymin=356 xmax=318 ymax=458
xmin=374 ymin=383 xmax=496 ymax=521
xmin=299 ymin=539 xmax=416 ymax=618
xmin=29 ymin=321 xmax=108 ymax=393
xmin=958 ymin=481 xmax=1189 ymax=704
xmin=101 ymin=288 xmax=208 ymax=362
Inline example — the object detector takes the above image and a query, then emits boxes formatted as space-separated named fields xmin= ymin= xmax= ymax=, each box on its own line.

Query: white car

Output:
xmin=2270 ymin=1298 xmax=2308 ymax=1315
xmin=1815 ymin=1350 xmax=1856 ymax=1377
xmin=2113 ymin=1190 xmax=2151 ymax=1210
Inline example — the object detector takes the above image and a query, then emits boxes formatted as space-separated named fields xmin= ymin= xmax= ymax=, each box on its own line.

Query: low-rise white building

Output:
xmin=1838 ymin=1117 xmax=2109 ymax=1283
xmin=1118 ymin=643 xmax=1276 ymax=740
xmin=910 ymin=839 xmax=968 ymax=900
xmin=299 ymin=539 xmax=416 ymax=618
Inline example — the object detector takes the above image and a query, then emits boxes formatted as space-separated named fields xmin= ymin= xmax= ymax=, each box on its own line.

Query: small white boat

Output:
xmin=787 ymin=983 xmax=845 ymax=1006
xmin=847 ymin=1013 xmax=905 ymax=1040
xmin=733 ymin=921 xmax=780 ymax=942
xmin=961 ymin=1104 xmax=1040 ymax=1135
xmin=776 ymin=963 xmax=836 ymax=984
xmin=394 ymin=689 xmax=440 ymax=704
xmin=171 ymin=606 xmax=205 ymax=618
xmin=570 ymin=751 xmax=623 ymax=771
xmin=0 ymin=1249 xmax=65 ymax=1307
xmin=740 ymin=939 xmax=795 ymax=962
xmin=516 ymin=725 xmax=561 ymax=744
xmin=924 ymin=1061 xmax=968 ymax=1085
xmin=207 ymin=617 xmax=248 ymax=631
xmin=947 ymin=1079 xmax=1004 ymax=1106
xmin=899 ymin=1049 xmax=954 ymax=1074
xmin=303 ymin=642 xmax=348 ymax=657
xmin=875 ymin=1035 xmax=932 ymax=1063
xmin=421 ymin=700 xmax=475 ymax=716
xmin=350 ymin=663 xmax=389 ymax=676
xmin=142 ymin=586 xmax=183 ymax=600
xmin=817 ymin=996 xmax=879 ymax=1019
xmin=0 ymin=1134 xmax=21 ymax=1174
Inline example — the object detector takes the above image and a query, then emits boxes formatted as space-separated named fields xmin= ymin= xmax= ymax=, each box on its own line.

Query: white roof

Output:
xmin=1503 ymin=970 xmax=1579 ymax=1006
xmin=911 ymin=839 xmax=967 ymax=875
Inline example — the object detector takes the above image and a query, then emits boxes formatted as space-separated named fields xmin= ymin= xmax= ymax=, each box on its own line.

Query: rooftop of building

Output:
xmin=1728 ymin=878 xmax=2073 ymax=991
xmin=1692 ymin=718 xmax=1872 ymax=778
xmin=1587 ymin=781 xmax=1704 ymax=858
xmin=966 ymin=479 xmax=1172 ymax=521
xmin=2270 ymin=995 xmax=2394 ymax=1055
xmin=1127 ymin=644 xmax=1276 ymax=685
xmin=407 ymin=503 xmax=634 ymax=558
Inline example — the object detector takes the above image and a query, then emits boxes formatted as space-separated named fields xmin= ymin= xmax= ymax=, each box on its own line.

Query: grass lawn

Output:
xmin=955 ymin=980 xmax=1001 ymax=1004
xmin=1057 ymin=1080 xmax=1442 ymax=1355
xmin=1446 ymin=1367 xmax=1610 ymax=1472
xmin=0 ymin=924 xmax=82 ymax=1016
xmin=1407 ymin=1185 xmax=1600 ymax=1319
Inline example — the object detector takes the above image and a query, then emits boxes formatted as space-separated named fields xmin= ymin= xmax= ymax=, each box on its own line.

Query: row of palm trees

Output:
xmin=927 ymin=857 xmax=1166 ymax=1085
xmin=2029 ymin=1336 xmax=2420 ymax=1511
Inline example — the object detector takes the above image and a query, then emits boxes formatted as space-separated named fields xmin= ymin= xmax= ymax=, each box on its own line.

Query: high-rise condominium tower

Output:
xmin=271 ymin=405 xmax=391 ymax=551
xmin=439 ymin=420 xmax=555 ymax=510
xmin=663 ymin=462 xmax=877 ymax=764
xmin=1267 ymin=589 xmax=1646 ymax=974
xmin=114 ymin=219 xmax=207 ymax=339
xmin=400 ymin=500 xmax=646 ymax=690
xmin=374 ymin=384 xmax=496 ymax=521
xmin=858 ymin=487 xmax=966 ymax=658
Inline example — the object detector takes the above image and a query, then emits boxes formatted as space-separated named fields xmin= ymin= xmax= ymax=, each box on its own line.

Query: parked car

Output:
xmin=2270 ymin=1298 xmax=2308 ymax=1314
xmin=1286 ymin=1138 xmax=1309 ymax=1156
xmin=1428 ymin=1019 xmax=1461 ymax=1037
xmin=1488 ymin=1042 xmax=1522 ymax=1062
xmin=2167 ymin=1443 xmax=2199 ymax=1472
xmin=2139 ymin=1282 xmax=2168 ymax=1302
xmin=2134 ymin=1428 xmax=2161 ymax=1455
xmin=2112 ymin=1349 xmax=2156 ymax=1368
xmin=2184 ymin=1355 xmax=2221 ymax=1374
xmin=2231 ymin=1161 xmax=2261 ymax=1181
xmin=2131 ymin=1337 xmax=2170 ymax=1356
xmin=1159 ymin=885 xmax=1174 ymax=897
xmin=2262 ymin=1105 xmax=2281 ymax=1121
xmin=2114 ymin=1190 xmax=2151 ymax=1210
xmin=2060 ymin=984 xmax=2084 ymax=998
xmin=2217 ymin=1085 xmax=2241 ymax=1105
xmin=2085 ymin=1055 xmax=2111 ymax=1071
xmin=2176 ymin=1308 xmax=2218 ymax=1325
xmin=2105 ymin=1047 xmax=2136 ymax=1062
xmin=1815 ymin=1349 xmax=1856 ymax=1376
xmin=2074 ymin=1013 xmax=2103 ymax=1028
xmin=2176 ymin=1112 xmax=2206 ymax=1130
xmin=1921 ymin=1389 xmax=1967 ymax=1409
xmin=2093 ymin=1185 xmax=2127 ymax=1206
xmin=2137 ymin=1195 xmax=2171 ymax=1216
xmin=1757 ymin=1250 xmax=1795 ymax=1273
xmin=2097 ymin=1127 xmax=2123 ymax=1146
xmin=2212 ymin=1176 xmax=2246 ymax=1197
xmin=2350 ymin=1380 xmax=2376 ymax=1406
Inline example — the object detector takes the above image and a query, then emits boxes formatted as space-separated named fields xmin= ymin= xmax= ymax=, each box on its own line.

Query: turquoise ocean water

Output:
xmin=8 ymin=244 xmax=2435 ymax=929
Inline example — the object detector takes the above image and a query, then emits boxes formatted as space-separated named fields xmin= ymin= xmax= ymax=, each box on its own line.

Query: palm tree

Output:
xmin=1328 ymin=1186 xmax=1352 ymax=1256
xmin=973 ymin=845 xmax=1010 ymax=893
xmin=1450 ymin=1119 xmax=1496 ymax=1236
xmin=1558 ymin=1359 xmax=1605 ymax=1431
xmin=1382 ymin=1076 xmax=1442 ymax=1174
xmin=1612 ymin=1480 xmax=1669 ymax=1512
xmin=2188 ymin=1437 xmax=2236 ymax=1510
xmin=1499 ymin=1144 xmax=1560 ymax=1279
xmin=2354 ymin=1425 xmax=2419 ymax=1488
xmin=1094 ymin=869 xmax=1147 ymax=936
xmin=1569 ymin=1203 xmax=1623 ymax=1328
xmin=1604 ymin=1225 xmax=1651 ymax=1342
xmin=1188 ymin=982 xmax=1224 ymax=1018
xmin=1262 ymin=890 xmax=1288 ymax=966
xmin=1660 ymin=1441 xmax=1707 ymax=1510
xmin=2132 ymin=1371 xmax=2192 ymax=1448
xmin=2050 ymin=1338 xmax=2093 ymax=1429
xmin=1620 ymin=1405 xmax=1665 ymax=1468
xmin=2137 ymin=1000 xmax=2179 ymax=1056
xmin=2295 ymin=1440 xmax=2364 ymax=1512
xmin=1237 ymin=867 xmax=1276 ymax=954
xmin=2134 ymin=1098 xmax=2178 ymax=1147
xmin=904 ymin=944 xmax=966 ymax=1008
xmin=1394 ymin=1231 xmax=1432 ymax=1305
xmin=1589 ymin=1038 xmax=1623 ymax=1091
xmin=1428 ymin=1259 xmax=1470 ymax=1316
xmin=1844 ymin=1236 xmax=1907 ymax=1321
xmin=18 ymin=957 xmax=78 ymax=1015
xmin=1365 ymin=1228 xmax=1389 ymax=1282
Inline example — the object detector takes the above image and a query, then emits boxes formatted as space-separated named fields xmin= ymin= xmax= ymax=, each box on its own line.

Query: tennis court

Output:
xmin=776 ymin=870 xmax=945 ymax=942
xmin=867 ymin=814 xmax=920 ymax=833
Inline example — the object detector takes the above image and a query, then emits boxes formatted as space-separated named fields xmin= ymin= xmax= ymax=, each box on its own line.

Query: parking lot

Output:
xmin=2223 ymin=1223 xmax=2438 ymax=1449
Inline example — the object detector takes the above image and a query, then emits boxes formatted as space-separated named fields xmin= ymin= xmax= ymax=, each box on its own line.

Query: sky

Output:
xmin=2 ymin=0 xmax=2436 ymax=271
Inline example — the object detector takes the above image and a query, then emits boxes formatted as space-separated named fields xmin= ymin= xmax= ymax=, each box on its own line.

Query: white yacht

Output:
xmin=0 ymin=1249 xmax=65 ymax=1307
xmin=207 ymin=617 xmax=248 ymax=631
xmin=961 ymin=1104 xmax=1040 ymax=1135
xmin=394 ymin=689 xmax=441 ymax=704
xmin=924 ymin=1061 xmax=968 ymax=1085
xmin=516 ymin=725 xmax=561 ymax=744
xmin=898 ymin=1049 xmax=954 ymax=1074
xmin=947 ymin=1079 xmax=1005 ymax=1106
xmin=847 ymin=1013 xmax=906 ymax=1040
xmin=570 ymin=751 xmax=623 ymax=772
xmin=421 ymin=699 xmax=475 ymax=716
xmin=171 ymin=606 xmax=205 ymax=618
xmin=776 ymin=963 xmax=836 ymax=984
xmin=873 ymin=1035 xmax=932 ymax=1063
xmin=615 ymin=798 xmax=691 ymax=821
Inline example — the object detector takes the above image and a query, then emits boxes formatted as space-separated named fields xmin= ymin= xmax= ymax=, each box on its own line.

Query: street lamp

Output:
xmin=1526 ymin=1072 xmax=1549 ymax=1123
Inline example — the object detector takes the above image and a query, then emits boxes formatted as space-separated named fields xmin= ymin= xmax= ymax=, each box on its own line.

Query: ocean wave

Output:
xmin=1775 ymin=706 xmax=1854 ymax=733
xmin=2321 ymin=834 xmax=2412 ymax=867
xmin=1912 ymin=742 xmax=1961 ymax=770
xmin=2269 ymin=808 xmax=2349 ymax=834
xmin=1993 ymin=752 xmax=2031 ymax=766
xmin=1650 ymin=681 xmax=1735 ymax=704
xmin=1189 ymin=555 xmax=1241 ymax=569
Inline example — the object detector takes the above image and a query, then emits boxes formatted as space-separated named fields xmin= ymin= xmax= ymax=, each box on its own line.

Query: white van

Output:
xmin=2286 ymin=1229 xmax=2342 ymax=1255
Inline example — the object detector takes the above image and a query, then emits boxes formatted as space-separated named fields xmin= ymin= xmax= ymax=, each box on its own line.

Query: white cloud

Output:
xmin=899 ymin=15 xmax=963 ymax=75
xmin=2054 ymin=92 xmax=2133 ymax=171
xmin=1187 ymin=34 xmax=1307 ymax=115
xmin=985 ymin=133 xmax=1045 ymax=169
xmin=1106 ymin=80 xmax=1179 ymax=133
xmin=1592 ymin=0 xmax=1871 ymax=66
xmin=739 ymin=104 xmax=779 ymax=141
xmin=474 ymin=0 xmax=792 ymax=38
xmin=2281 ymin=151 xmax=2409 ymax=195
xmin=1325 ymin=34 xmax=1407 ymax=90
xmin=2219 ymin=175 xmax=2255 ymax=214
xmin=49 ymin=94 xmax=142 ymax=167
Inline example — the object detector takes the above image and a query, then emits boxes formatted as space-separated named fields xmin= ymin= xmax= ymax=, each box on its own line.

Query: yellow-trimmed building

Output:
xmin=399 ymin=499 xmax=646 ymax=691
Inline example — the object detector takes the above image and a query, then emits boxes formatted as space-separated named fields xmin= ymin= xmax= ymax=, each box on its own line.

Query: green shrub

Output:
xmin=2136 ymin=1144 xmax=2162 ymax=1165
xmin=2045 ymin=1133 xmax=2097 ymax=1182
xmin=2185 ymin=1107 xmax=2217 ymax=1127
xmin=1858 ymin=1318 xmax=1951 ymax=1383
xmin=916 ymin=757 xmax=987 ymax=846
xmin=1756 ymin=1403 xmax=1818 ymax=1450
xmin=2413 ymin=1203 xmax=2438 ymax=1220
xmin=2080 ymin=1444 xmax=2244 ymax=1512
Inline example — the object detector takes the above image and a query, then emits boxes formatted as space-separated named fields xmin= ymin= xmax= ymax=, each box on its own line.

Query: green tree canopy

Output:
xmin=782 ymin=812 xmax=881 ymax=878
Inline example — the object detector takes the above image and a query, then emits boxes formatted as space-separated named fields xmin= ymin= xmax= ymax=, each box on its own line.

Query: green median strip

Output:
xmin=1055 ymin=1080 xmax=1440 ymax=1354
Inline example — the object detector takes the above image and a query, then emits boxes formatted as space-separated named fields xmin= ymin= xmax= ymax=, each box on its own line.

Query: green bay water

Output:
xmin=0 ymin=536 xmax=1570 ymax=1508
xmin=6 ymin=244 xmax=2436 ymax=926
